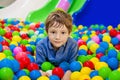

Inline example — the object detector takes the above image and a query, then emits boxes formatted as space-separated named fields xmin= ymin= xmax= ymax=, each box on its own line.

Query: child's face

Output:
xmin=47 ymin=23 xmax=70 ymax=50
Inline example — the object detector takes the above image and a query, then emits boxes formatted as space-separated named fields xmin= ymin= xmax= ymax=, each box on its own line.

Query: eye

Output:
xmin=51 ymin=31 xmax=55 ymax=34
xmin=62 ymin=32 xmax=66 ymax=34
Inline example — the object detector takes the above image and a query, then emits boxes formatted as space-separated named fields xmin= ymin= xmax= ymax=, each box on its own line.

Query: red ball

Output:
xmin=115 ymin=44 xmax=120 ymax=50
xmin=15 ymin=52 xmax=27 ymax=61
xmin=52 ymin=67 xmax=64 ymax=78
xmin=101 ymin=30 xmax=106 ymax=34
xmin=1 ymin=40 xmax=9 ymax=46
xmin=87 ymin=49 xmax=93 ymax=55
xmin=21 ymin=34 xmax=29 ymax=39
xmin=27 ymin=63 xmax=39 ymax=71
xmin=109 ymin=29 xmax=118 ymax=37
xmin=96 ymin=53 xmax=104 ymax=59
xmin=83 ymin=60 xmax=94 ymax=69
xmin=20 ymin=45 xmax=26 ymax=51
xmin=4 ymin=32 xmax=12 ymax=39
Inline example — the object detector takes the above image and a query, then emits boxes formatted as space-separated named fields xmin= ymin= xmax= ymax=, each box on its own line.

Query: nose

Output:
xmin=55 ymin=33 xmax=60 ymax=39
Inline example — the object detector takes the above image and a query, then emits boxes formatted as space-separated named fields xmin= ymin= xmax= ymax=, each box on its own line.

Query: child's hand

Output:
xmin=39 ymin=70 xmax=52 ymax=77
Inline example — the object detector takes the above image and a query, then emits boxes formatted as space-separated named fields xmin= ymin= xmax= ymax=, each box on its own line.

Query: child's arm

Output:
xmin=61 ymin=70 xmax=72 ymax=80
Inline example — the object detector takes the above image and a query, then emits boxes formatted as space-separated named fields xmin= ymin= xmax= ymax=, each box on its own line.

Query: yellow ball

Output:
xmin=91 ymin=76 xmax=104 ymax=80
xmin=79 ymin=74 xmax=91 ymax=80
xmin=90 ymin=33 xmax=96 ymax=38
xmin=107 ymin=25 xmax=113 ymax=31
xmin=95 ymin=62 xmax=108 ymax=70
xmin=117 ymin=24 xmax=120 ymax=30
xmin=90 ymin=57 xmax=99 ymax=65
xmin=80 ymin=67 xmax=91 ymax=75
xmin=19 ymin=76 xmax=31 ymax=80
xmin=10 ymin=41 xmax=18 ymax=46
xmin=117 ymin=67 xmax=120 ymax=71
xmin=70 ymin=71 xmax=82 ymax=80
xmin=37 ymin=76 xmax=49 ymax=80
xmin=89 ymin=43 xmax=99 ymax=53
xmin=79 ymin=45 xmax=88 ymax=51
xmin=102 ymin=35 xmax=111 ymax=43
xmin=82 ymin=34 xmax=89 ymax=42
xmin=12 ymin=36 xmax=21 ymax=42
xmin=78 ymin=25 xmax=83 ymax=30
xmin=0 ymin=53 xmax=6 ymax=60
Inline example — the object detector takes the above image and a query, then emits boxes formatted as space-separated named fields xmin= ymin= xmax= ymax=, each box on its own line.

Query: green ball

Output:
xmin=77 ymin=55 xmax=88 ymax=63
xmin=41 ymin=61 xmax=52 ymax=71
xmin=3 ymin=50 xmax=12 ymax=56
xmin=7 ymin=56 xmax=14 ymax=60
xmin=20 ymin=39 xmax=28 ymax=45
xmin=12 ymin=31 xmax=19 ymax=36
xmin=0 ymin=67 xmax=14 ymax=80
xmin=31 ymin=45 xmax=36 ymax=51
xmin=98 ymin=67 xmax=112 ymax=79
xmin=23 ymin=69 xmax=30 ymax=76
xmin=117 ymin=52 xmax=120 ymax=61
xmin=108 ymin=70 xmax=120 ymax=80
xmin=0 ymin=28 xmax=6 ymax=35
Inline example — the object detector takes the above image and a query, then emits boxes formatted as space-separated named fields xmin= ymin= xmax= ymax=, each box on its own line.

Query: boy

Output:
xmin=36 ymin=10 xmax=78 ymax=80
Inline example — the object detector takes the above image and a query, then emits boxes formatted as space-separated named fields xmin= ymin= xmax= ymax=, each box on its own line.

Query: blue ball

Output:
xmin=26 ymin=46 xmax=33 ymax=52
xmin=13 ymin=75 xmax=18 ymax=80
xmin=78 ymin=49 xmax=87 ymax=55
xmin=108 ymin=49 xmax=117 ymax=58
xmin=96 ymin=47 xmax=105 ymax=54
xmin=49 ymin=75 xmax=60 ymax=80
xmin=29 ymin=70 xmax=41 ymax=80
xmin=100 ymin=41 xmax=109 ymax=50
xmin=27 ymin=54 xmax=35 ymax=62
xmin=59 ymin=61 xmax=69 ymax=72
xmin=100 ymin=56 xmax=109 ymax=62
xmin=0 ymin=36 xmax=4 ymax=42
xmin=16 ymin=70 xmax=27 ymax=78
xmin=0 ymin=44 xmax=3 ymax=52
xmin=11 ymin=59 xmax=20 ymax=72
xmin=111 ymin=37 xmax=119 ymax=45
xmin=90 ymin=70 xmax=98 ymax=78
xmin=107 ymin=58 xmax=119 ymax=70
xmin=70 ymin=61 xmax=82 ymax=72
xmin=0 ymin=58 xmax=13 ymax=69
xmin=9 ymin=44 xmax=16 ymax=52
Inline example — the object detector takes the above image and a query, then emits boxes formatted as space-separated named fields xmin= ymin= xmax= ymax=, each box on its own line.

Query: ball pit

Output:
xmin=0 ymin=19 xmax=120 ymax=80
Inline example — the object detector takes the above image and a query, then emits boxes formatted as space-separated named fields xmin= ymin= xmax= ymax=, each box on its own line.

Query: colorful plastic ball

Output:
xmin=0 ymin=44 xmax=3 ymax=52
xmin=95 ymin=62 xmax=108 ymax=70
xmin=107 ymin=58 xmax=119 ymax=70
xmin=3 ymin=50 xmax=12 ymax=56
xmin=10 ymin=59 xmax=20 ymax=72
xmin=12 ymin=31 xmax=19 ymax=36
xmin=14 ymin=52 xmax=27 ymax=60
xmin=0 ymin=58 xmax=13 ymax=69
xmin=23 ymin=69 xmax=30 ymax=76
xmin=0 ymin=35 xmax=4 ymax=42
xmin=59 ymin=61 xmax=69 ymax=72
xmin=52 ymin=67 xmax=64 ymax=78
xmin=27 ymin=54 xmax=35 ymax=62
xmin=2 ymin=45 xmax=10 ymax=50
xmin=16 ymin=70 xmax=27 ymax=78
xmin=79 ymin=74 xmax=91 ymax=80
xmin=0 ymin=28 xmax=6 ymax=35
xmin=0 ymin=52 xmax=6 ymax=60
xmin=13 ymin=75 xmax=18 ymax=80
xmin=80 ymin=67 xmax=91 ymax=75
xmin=79 ymin=45 xmax=88 ymax=51
xmin=77 ymin=55 xmax=88 ymax=63
xmin=19 ymin=76 xmax=31 ymax=80
xmin=37 ymin=76 xmax=49 ymax=80
xmin=109 ymin=29 xmax=118 ymax=37
xmin=77 ymin=39 xmax=86 ymax=47
xmin=92 ymin=36 xmax=100 ymax=44
xmin=70 ymin=71 xmax=82 ymax=80
xmin=89 ymin=43 xmax=99 ymax=53
xmin=29 ymin=70 xmax=41 ymax=80
xmin=90 ymin=70 xmax=98 ymax=78
xmin=98 ymin=67 xmax=111 ymax=79
xmin=108 ymin=70 xmax=120 ymax=80
xmin=70 ymin=61 xmax=82 ymax=72
xmin=90 ymin=57 xmax=99 ymax=65
xmin=99 ymin=41 xmax=109 ymax=50
xmin=1 ymin=40 xmax=9 ymax=46
xmin=41 ymin=61 xmax=52 ymax=71
xmin=91 ymin=76 xmax=103 ymax=80
xmin=49 ymin=75 xmax=60 ymax=80
xmin=82 ymin=34 xmax=89 ymax=42
xmin=13 ymin=47 xmax=23 ymax=55
xmin=96 ymin=53 xmax=104 ymax=59
xmin=111 ymin=37 xmax=119 ymax=45
xmin=102 ymin=35 xmax=111 ymax=43
xmin=0 ymin=67 xmax=14 ymax=80
xmin=100 ymin=56 xmax=109 ymax=62
xmin=27 ymin=62 xmax=39 ymax=71
xmin=117 ymin=52 xmax=120 ymax=61
xmin=108 ymin=49 xmax=117 ymax=58
xmin=12 ymin=35 xmax=21 ymax=42
xmin=116 ymin=34 xmax=120 ymax=41
xmin=96 ymin=47 xmax=105 ymax=54
xmin=83 ymin=60 xmax=94 ymax=70
xmin=78 ymin=49 xmax=87 ymax=56
xmin=115 ymin=44 xmax=120 ymax=50
xmin=20 ymin=39 xmax=28 ymax=45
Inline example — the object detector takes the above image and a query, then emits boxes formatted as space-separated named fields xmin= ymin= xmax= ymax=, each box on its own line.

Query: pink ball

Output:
xmin=116 ymin=34 xmax=120 ymax=41
xmin=92 ymin=36 xmax=100 ymax=44
xmin=2 ymin=46 xmax=10 ymax=50
xmin=13 ymin=47 xmax=23 ymax=55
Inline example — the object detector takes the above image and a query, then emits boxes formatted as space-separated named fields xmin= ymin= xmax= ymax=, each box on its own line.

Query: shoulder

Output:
xmin=36 ymin=37 xmax=48 ymax=47
xmin=67 ymin=37 xmax=78 ymax=46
